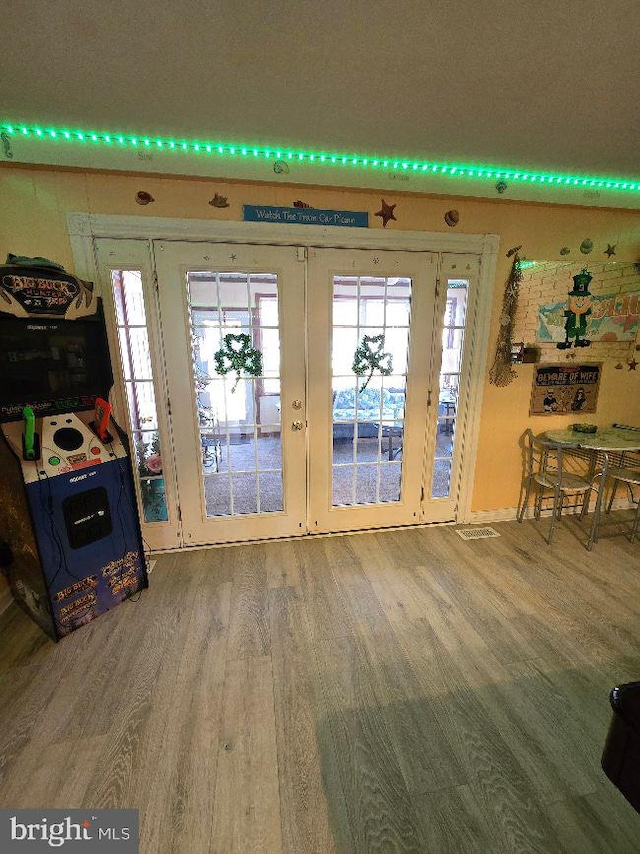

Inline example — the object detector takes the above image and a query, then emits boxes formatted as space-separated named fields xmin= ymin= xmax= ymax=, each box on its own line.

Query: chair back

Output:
xmin=523 ymin=428 xmax=567 ymax=484
xmin=522 ymin=428 xmax=606 ymax=486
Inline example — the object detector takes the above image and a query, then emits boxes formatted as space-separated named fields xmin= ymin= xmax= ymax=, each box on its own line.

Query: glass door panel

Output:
xmin=94 ymin=238 xmax=181 ymax=551
xmin=155 ymin=242 xmax=306 ymax=546
xmin=112 ymin=270 xmax=169 ymax=523
xmin=422 ymin=255 xmax=480 ymax=522
xmin=308 ymin=247 xmax=436 ymax=533
xmin=189 ymin=272 xmax=284 ymax=518
xmin=331 ymin=274 xmax=411 ymax=508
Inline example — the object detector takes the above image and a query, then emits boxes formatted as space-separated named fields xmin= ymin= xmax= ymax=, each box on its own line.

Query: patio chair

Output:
xmin=606 ymin=452 xmax=640 ymax=543
xmin=199 ymin=405 xmax=221 ymax=472
xmin=517 ymin=428 xmax=607 ymax=549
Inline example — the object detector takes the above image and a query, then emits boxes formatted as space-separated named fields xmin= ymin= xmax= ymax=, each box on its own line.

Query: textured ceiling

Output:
xmin=2 ymin=0 xmax=639 ymax=180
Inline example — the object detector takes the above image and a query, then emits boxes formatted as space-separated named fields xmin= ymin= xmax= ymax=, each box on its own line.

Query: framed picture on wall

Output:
xmin=530 ymin=363 xmax=602 ymax=416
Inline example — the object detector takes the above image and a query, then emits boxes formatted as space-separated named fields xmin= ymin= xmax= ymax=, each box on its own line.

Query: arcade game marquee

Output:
xmin=0 ymin=255 xmax=148 ymax=640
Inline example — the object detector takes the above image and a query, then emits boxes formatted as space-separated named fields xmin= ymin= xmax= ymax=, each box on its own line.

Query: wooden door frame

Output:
xmin=70 ymin=213 xmax=499 ymax=530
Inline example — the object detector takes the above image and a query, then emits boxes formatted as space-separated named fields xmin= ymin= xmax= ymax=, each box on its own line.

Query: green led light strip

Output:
xmin=2 ymin=121 xmax=639 ymax=193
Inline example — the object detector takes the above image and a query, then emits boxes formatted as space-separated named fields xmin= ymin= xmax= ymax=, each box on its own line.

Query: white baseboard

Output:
xmin=468 ymin=496 xmax=634 ymax=525
xmin=468 ymin=508 xmax=518 ymax=523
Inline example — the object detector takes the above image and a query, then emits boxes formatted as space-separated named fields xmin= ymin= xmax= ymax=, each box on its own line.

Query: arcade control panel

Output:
xmin=1 ymin=406 xmax=128 ymax=483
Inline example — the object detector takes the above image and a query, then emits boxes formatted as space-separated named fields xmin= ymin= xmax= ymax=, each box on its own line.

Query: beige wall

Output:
xmin=1 ymin=163 xmax=639 ymax=515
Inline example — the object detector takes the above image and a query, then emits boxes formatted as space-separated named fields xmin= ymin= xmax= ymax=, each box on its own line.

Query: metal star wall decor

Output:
xmin=628 ymin=357 xmax=638 ymax=371
xmin=604 ymin=243 xmax=617 ymax=257
xmin=375 ymin=199 xmax=397 ymax=228
xmin=352 ymin=334 xmax=393 ymax=391
xmin=214 ymin=333 xmax=263 ymax=391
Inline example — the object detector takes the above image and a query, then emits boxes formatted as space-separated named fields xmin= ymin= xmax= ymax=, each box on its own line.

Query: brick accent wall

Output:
xmin=513 ymin=260 xmax=640 ymax=365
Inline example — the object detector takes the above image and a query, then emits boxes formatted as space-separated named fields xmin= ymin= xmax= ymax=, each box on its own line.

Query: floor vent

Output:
xmin=455 ymin=527 xmax=501 ymax=540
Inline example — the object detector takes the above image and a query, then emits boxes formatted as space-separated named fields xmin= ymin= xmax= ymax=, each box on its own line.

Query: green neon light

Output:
xmin=2 ymin=120 xmax=639 ymax=193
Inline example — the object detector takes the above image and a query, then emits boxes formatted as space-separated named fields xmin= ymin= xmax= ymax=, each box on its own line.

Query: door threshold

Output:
xmin=146 ymin=519 xmax=457 ymax=555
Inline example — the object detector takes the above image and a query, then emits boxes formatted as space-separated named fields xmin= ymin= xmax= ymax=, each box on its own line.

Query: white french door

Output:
xmin=93 ymin=232 xmax=491 ymax=549
xmin=154 ymin=242 xmax=307 ymax=545
xmin=307 ymin=247 xmax=438 ymax=532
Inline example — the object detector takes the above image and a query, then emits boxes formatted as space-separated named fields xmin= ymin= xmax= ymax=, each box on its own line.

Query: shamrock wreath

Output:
xmin=214 ymin=333 xmax=263 ymax=392
xmin=352 ymin=334 xmax=393 ymax=391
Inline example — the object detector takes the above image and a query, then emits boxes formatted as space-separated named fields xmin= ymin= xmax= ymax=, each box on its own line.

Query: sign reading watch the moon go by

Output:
xmin=243 ymin=205 xmax=368 ymax=228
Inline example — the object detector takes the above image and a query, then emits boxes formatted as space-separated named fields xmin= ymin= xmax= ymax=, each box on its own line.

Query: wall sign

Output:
xmin=530 ymin=363 xmax=602 ymax=415
xmin=243 ymin=205 xmax=368 ymax=228
xmin=0 ymin=263 xmax=95 ymax=318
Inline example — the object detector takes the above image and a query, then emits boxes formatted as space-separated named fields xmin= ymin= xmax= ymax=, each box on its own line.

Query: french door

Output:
xmin=95 ymin=236 xmax=485 ymax=548
xmin=307 ymin=247 xmax=438 ymax=532
xmin=154 ymin=242 xmax=307 ymax=544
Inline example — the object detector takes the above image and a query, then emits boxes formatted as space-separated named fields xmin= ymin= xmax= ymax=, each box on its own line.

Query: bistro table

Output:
xmin=544 ymin=425 xmax=640 ymax=455
xmin=544 ymin=424 xmax=640 ymax=544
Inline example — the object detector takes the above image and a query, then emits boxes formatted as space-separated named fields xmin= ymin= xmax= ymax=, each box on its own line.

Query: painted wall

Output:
xmin=1 ymin=163 xmax=639 ymax=518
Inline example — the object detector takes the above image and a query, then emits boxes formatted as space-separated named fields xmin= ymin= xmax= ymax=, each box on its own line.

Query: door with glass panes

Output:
xmin=154 ymin=242 xmax=307 ymax=545
xmin=94 ymin=238 xmax=181 ymax=552
xmin=97 ymin=239 xmax=480 ymax=547
xmin=307 ymin=247 xmax=439 ymax=532
xmin=421 ymin=253 xmax=480 ymax=523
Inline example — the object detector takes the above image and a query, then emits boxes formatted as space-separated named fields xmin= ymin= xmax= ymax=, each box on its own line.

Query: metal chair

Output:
xmin=199 ymin=405 xmax=221 ymax=472
xmin=606 ymin=452 xmax=640 ymax=543
xmin=517 ymin=428 xmax=607 ymax=549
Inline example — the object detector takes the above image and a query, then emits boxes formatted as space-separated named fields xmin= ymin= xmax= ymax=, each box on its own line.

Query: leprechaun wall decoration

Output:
xmin=557 ymin=268 xmax=593 ymax=349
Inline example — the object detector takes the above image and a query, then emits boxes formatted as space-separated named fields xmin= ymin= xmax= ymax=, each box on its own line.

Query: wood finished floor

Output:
xmin=1 ymin=517 xmax=640 ymax=853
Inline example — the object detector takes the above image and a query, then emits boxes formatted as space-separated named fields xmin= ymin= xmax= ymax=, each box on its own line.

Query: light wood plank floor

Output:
xmin=1 ymin=517 xmax=640 ymax=853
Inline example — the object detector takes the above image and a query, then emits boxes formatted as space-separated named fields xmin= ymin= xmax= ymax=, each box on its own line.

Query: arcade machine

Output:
xmin=0 ymin=255 xmax=148 ymax=640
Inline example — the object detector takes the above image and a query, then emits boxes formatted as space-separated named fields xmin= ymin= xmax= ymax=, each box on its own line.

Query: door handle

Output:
xmin=292 ymin=420 xmax=304 ymax=431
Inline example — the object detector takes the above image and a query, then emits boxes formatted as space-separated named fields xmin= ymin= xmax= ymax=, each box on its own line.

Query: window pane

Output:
xmin=187 ymin=269 xmax=284 ymax=518
xmin=110 ymin=269 xmax=167 ymax=525
xmin=331 ymin=273 xmax=411 ymax=508
xmin=445 ymin=281 xmax=469 ymax=324
xmin=432 ymin=460 xmax=452 ymax=499
xmin=139 ymin=478 xmax=168 ymax=522
xmin=128 ymin=328 xmax=153 ymax=380
xmin=431 ymin=279 xmax=469 ymax=502
xmin=118 ymin=329 xmax=133 ymax=380
xmin=259 ymin=472 xmax=283 ymax=513
xmin=126 ymin=381 xmax=158 ymax=432
xmin=122 ymin=271 xmax=147 ymax=325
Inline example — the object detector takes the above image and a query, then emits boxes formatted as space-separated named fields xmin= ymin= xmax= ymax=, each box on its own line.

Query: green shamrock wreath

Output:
xmin=214 ymin=333 xmax=263 ymax=392
xmin=352 ymin=334 xmax=393 ymax=391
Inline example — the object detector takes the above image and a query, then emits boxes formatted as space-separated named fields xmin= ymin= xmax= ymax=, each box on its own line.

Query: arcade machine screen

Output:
xmin=0 ymin=316 xmax=111 ymax=419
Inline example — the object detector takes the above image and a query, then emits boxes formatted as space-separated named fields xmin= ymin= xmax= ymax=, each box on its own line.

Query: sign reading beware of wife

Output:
xmin=530 ymin=363 xmax=602 ymax=416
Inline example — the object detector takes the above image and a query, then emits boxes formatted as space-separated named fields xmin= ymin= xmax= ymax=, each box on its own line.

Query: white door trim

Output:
xmin=69 ymin=213 xmax=499 ymax=530
xmin=69 ymin=212 xmax=496 ymax=254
